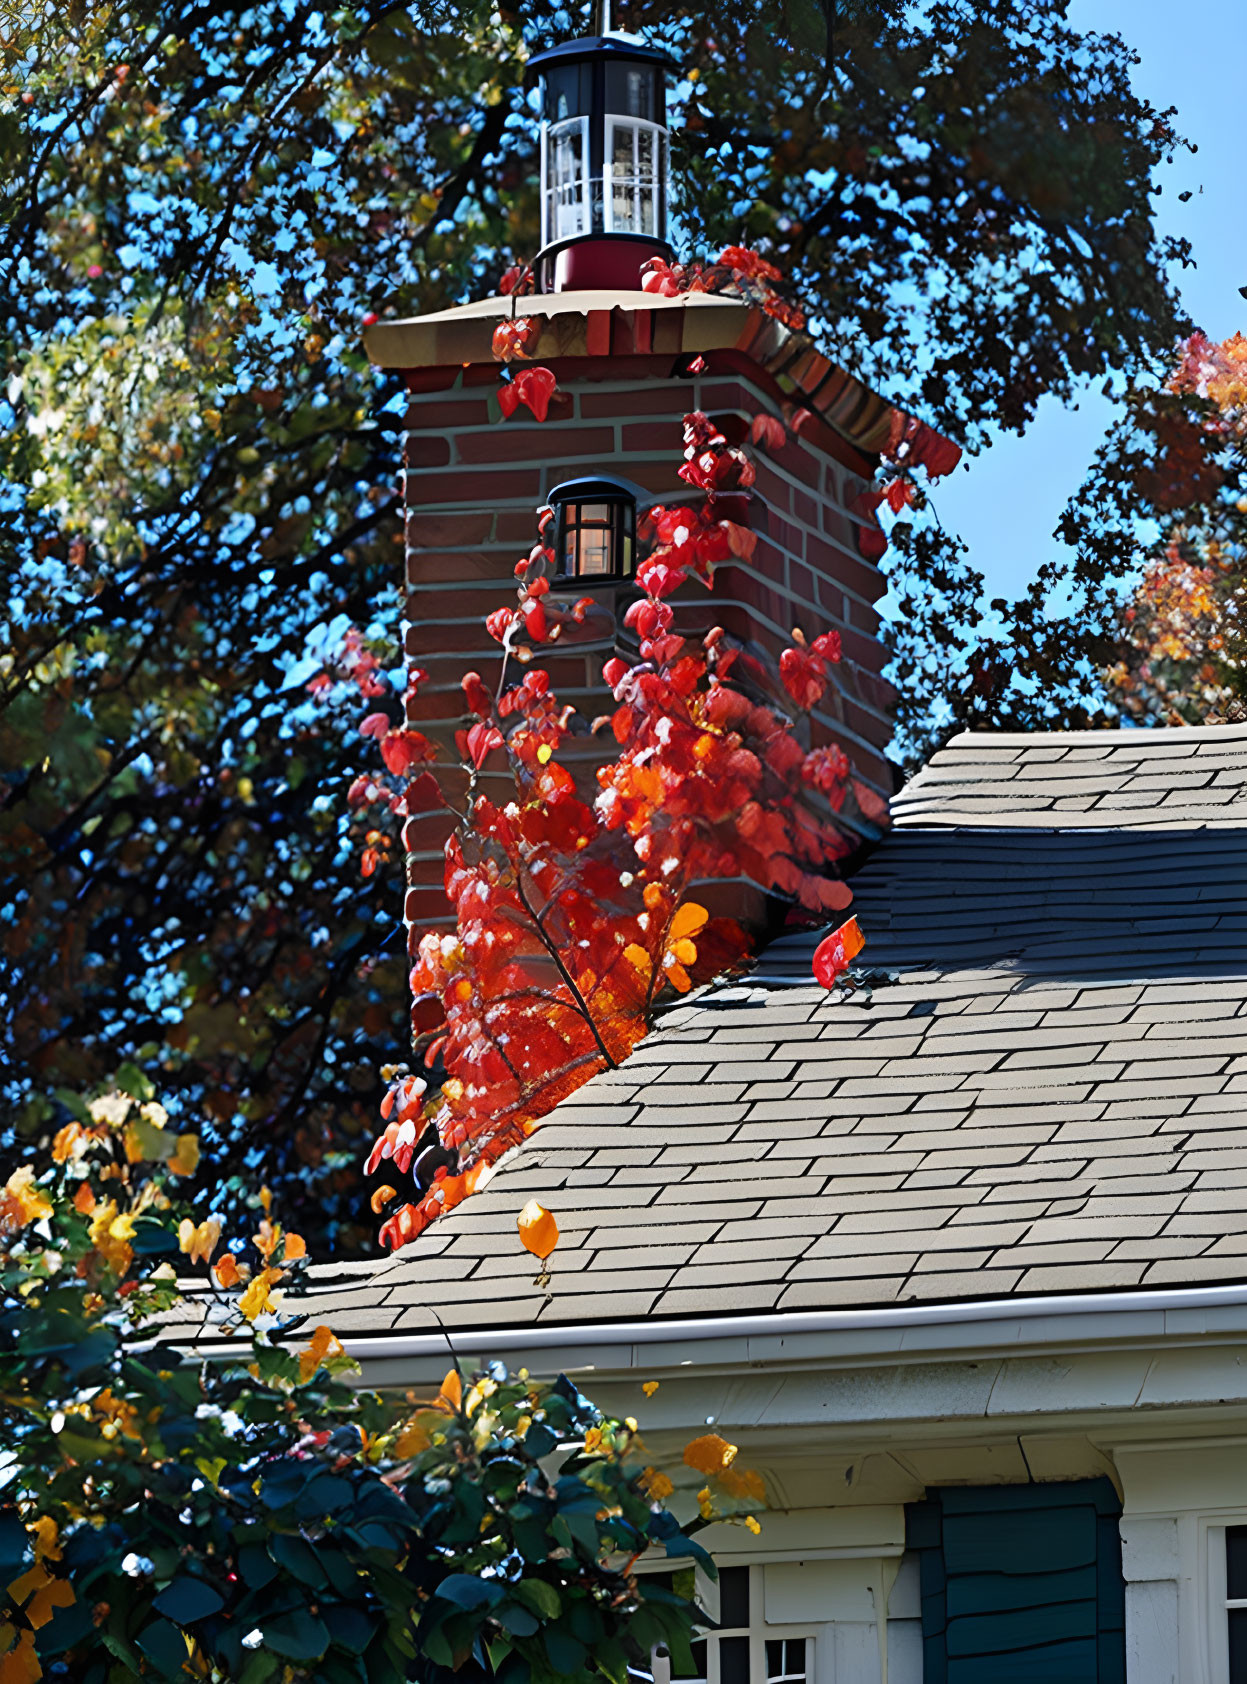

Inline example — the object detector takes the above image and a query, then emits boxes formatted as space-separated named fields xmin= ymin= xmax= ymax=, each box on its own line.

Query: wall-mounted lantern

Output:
xmin=527 ymin=26 xmax=677 ymax=293
xmin=548 ymin=476 xmax=642 ymax=581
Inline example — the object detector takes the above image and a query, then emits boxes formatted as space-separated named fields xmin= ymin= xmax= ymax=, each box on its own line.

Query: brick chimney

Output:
xmin=362 ymin=24 xmax=959 ymax=956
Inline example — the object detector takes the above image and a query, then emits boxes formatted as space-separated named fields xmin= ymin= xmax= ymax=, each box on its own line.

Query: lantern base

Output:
xmin=535 ymin=233 xmax=672 ymax=295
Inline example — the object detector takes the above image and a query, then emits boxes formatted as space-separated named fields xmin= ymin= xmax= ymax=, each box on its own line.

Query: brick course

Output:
xmin=399 ymin=349 xmax=892 ymax=948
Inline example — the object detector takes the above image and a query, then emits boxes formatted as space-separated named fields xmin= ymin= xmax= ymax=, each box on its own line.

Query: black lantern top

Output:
xmin=548 ymin=476 xmax=641 ymax=581
xmin=527 ymin=25 xmax=677 ymax=293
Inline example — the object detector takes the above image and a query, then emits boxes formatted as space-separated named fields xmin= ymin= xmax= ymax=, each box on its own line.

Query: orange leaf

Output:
xmin=668 ymin=901 xmax=709 ymax=942
xmin=683 ymin=1433 xmax=738 ymax=1475
xmin=0 ymin=1628 xmax=42 ymax=1683
xmin=438 ymin=1368 xmax=463 ymax=1412
xmin=213 ymin=1253 xmax=241 ymax=1288
xmin=282 ymin=1231 xmax=307 ymax=1263
xmin=298 ymin=1324 xmax=345 ymax=1383
xmin=517 ymin=1200 xmax=559 ymax=1262
xmin=167 ymin=1133 xmax=201 ymax=1177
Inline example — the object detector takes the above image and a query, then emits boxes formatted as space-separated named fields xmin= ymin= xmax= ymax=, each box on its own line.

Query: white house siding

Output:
xmin=1115 ymin=1441 xmax=1247 ymax=1684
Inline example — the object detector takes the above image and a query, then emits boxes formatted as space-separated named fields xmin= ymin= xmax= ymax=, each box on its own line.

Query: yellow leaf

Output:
xmin=0 ymin=1168 xmax=52 ymax=1229
xmin=394 ymin=1417 xmax=432 ymax=1458
xmin=8 ymin=1564 xmax=49 ymax=1608
xmin=237 ymin=1267 xmax=283 ymax=1322
xmin=683 ymin=1433 xmax=738 ymax=1476
xmin=26 ymin=1579 xmax=72 ymax=1632
xmin=195 ymin=1457 xmax=227 ymax=1487
xmin=745 ymin=1515 xmax=762 ymax=1535
xmin=29 ymin=1519 xmax=59 ymax=1564
xmin=668 ymin=901 xmax=709 ymax=942
xmin=517 ymin=1201 xmax=558 ymax=1262
xmin=178 ymin=1218 xmax=220 ymax=1265
xmin=642 ymin=1381 xmax=660 ymax=1397
xmin=87 ymin=1201 xmax=134 ymax=1273
xmin=298 ymin=1324 xmax=344 ymax=1384
xmin=167 ymin=1133 xmax=201 ymax=1177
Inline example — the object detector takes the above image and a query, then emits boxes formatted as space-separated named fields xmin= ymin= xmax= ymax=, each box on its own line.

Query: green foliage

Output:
xmin=0 ymin=0 xmax=1190 ymax=1241
xmin=0 ymin=1109 xmax=723 ymax=1682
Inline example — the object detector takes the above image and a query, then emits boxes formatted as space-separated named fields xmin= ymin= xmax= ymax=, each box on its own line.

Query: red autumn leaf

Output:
xmin=812 ymin=916 xmax=865 ymax=988
xmin=522 ymin=597 xmax=548 ymax=641
xmin=464 ymin=721 xmax=504 ymax=768
xmin=461 ymin=671 xmax=493 ymax=717
xmin=749 ymin=413 xmax=786 ymax=452
xmin=486 ymin=607 xmax=514 ymax=643
xmin=779 ymin=646 xmax=825 ymax=711
xmin=722 ymin=520 xmax=757 ymax=561
xmin=508 ymin=366 xmax=558 ymax=423
xmin=884 ymin=476 xmax=915 ymax=514
xmin=636 ymin=559 xmax=686 ymax=598
xmin=359 ymin=711 xmax=391 ymax=739
xmin=381 ymin=729 xmax=435 ymax=776
xmin=852 ymin=778 xmax=891 ymax=827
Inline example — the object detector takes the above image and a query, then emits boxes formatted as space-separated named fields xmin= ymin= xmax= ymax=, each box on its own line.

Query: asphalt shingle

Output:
xmin=176 ymin=726 xmax=1247 ymax=1341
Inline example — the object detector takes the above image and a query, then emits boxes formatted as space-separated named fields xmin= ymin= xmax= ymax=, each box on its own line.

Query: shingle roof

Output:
xmin=891 ymin=724 xmax=1247 ymax=829
xmin=213 ymin=725 xmax=1247 ymax=1340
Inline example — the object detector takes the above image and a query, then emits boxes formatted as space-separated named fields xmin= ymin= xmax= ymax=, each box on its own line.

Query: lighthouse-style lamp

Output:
xmin=529 ymin=3 xmax=676 ymax=293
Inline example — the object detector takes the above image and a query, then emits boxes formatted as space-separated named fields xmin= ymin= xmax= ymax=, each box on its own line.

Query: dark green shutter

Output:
xmin=904 ymin=1479 xmax=1126 ymax=1683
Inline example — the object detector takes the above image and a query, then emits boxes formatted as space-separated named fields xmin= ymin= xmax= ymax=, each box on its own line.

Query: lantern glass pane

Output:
xmin=605 ymin=117 xmax=662 ymax=237
xmin=574 ymin=522 xmax=613 ymax=577
xmin=548 ymin=117 xmax=589 ymax=240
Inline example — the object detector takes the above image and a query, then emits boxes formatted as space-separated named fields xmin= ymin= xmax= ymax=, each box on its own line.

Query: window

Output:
xmin=632 ymin=1566 xmax=812 ymax=1684
xmin=1228 ymin=1527 xmax=1247 ymax=1681
xmin=541 ymin=116 xmax=590 ymax=244
xmin=603 ymin=115 xmax=666 ymax=238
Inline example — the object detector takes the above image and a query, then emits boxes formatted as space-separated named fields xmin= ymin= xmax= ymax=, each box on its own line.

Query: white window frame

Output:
xmin=541 ymin=114 xmax=591 ymax=246
xmin=602 ymin=114 xmax=667 ymax=238
xmin=632 ymin=1564 xmax=816 ymax=1684
xmin=1206 ymin=1521 xmax=1247 ymax=1684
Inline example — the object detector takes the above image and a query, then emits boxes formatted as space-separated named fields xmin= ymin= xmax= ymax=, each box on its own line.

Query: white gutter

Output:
xmin=189 ymin=1279 xmax=1247 ymax=1364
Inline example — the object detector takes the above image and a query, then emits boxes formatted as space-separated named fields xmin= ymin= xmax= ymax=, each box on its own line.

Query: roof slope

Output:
xmin=264 ymin=726 xmax=1247 ymax=1338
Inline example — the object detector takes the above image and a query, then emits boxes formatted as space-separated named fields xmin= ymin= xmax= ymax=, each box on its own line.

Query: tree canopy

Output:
xmin=0 ymin=0 xmax=1191 ymax=1255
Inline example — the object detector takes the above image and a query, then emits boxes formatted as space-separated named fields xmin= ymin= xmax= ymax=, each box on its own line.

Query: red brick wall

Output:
xmin=400 ymin=352 xmax=890 ymax=937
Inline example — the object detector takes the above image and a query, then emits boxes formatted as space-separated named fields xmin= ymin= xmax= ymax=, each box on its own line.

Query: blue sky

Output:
xmin=930 ymin=0 xmax=1243 ymax=604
